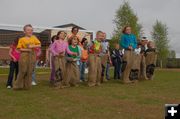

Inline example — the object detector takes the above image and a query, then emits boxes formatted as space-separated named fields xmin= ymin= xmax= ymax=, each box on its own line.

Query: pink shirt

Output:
xmin=34 ymin=47 xmax=41 ymax=60
xmin=50 ymin=40 xmax=73 ymax=56
xmin=10 ymin=45 xmax=20 ymax=61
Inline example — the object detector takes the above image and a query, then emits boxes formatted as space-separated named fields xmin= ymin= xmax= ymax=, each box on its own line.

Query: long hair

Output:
xmin=71 ymin=26 xmax=79 ymax=33
xmin=51 ymin=35 xmax=57 ymax=43
xmin=122 ymin=26 xmax=131 ymax=34
xmin=81 ymin=38 xmax=87 ymax=45
xmin=56 ymin=31 xmax=66 ymax=40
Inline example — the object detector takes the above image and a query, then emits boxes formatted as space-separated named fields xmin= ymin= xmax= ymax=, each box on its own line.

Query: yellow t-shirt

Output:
xmin=17 ymin=35 xmax=41 ymax=49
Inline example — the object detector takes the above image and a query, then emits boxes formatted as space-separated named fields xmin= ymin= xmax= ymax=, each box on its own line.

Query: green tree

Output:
xmin=111 ymin=1 xmax=141 ymax=48
xmin=168 ymin=50 xmax=176 ymax=58
xmin=152 ymin=20 xmax=169 ymax=68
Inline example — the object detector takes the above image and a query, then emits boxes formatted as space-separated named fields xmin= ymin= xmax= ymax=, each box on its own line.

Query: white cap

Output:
xmin=141 ymin=36 xmax=148 ymax=41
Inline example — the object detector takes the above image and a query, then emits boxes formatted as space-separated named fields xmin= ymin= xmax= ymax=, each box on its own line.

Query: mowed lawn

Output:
xmin=0 ymin=68 xmax=180 ymax=119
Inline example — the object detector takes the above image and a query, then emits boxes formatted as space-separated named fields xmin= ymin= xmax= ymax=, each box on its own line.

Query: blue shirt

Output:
xmin=120 ymin=34 xmax=137 ymax=49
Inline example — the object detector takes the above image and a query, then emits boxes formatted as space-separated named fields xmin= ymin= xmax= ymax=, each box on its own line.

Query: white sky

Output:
xmin=0 ymin=0 xmax=180 ymax=57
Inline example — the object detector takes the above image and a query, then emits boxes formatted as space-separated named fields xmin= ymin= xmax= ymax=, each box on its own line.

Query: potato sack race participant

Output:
xmin=145 ymin=41 xmax=157 ymax=80
xmin=120 ymin=26 xmax=137 ymax=84
xmin=13 ymin=24 xmax=41 ymax=90
xmin=88 ymin=31 xmax=103 ymax=87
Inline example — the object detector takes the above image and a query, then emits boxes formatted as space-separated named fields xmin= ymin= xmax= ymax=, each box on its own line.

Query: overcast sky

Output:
xmin=0 ymin=0 xmax=180 ymax=57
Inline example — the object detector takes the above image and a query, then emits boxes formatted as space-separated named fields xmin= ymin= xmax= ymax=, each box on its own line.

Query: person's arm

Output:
xmin=120 ymin=35 xmax=129 ymax=49
xmin=65 ymin=43 xmax=77 ymax=56
xmin=30 ymin=36 xmax=41 ymax=48
xmin=67 ymin=34 xmax=75 ymax=41
xmin=29 ymin=44 xmax=41 ymax=48
xmin=88 ymin=42 xmax=94 ymax=53
xmin=19 ymin=48 xmax=32 ymax=52
xmin=50 ymin=42 xmax=58 ymax=56
xmin=46 ymin=48 xmax=50 ymax=62
xmin=132 ymin=35 xmax=137 ymax=49
xmin=107 ymin=49 xmax=112 ymax=64
xmin=78 ymin=46 xmax=82 ymax=57
xmin=16 ymin=39 xmax=32 ymax=52
xmin=111 ymin=50 xmax=117 ymax=58
xmin=9 ymin=47 xmax=16 ymax=61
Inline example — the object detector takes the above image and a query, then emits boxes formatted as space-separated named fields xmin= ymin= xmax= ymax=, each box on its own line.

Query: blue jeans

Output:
xmin=80 ymin=62 xmax=87 ymax=81
xmin=6 ymin=61 xmax=19 ymax=87
xmin=114 ymin=61 xmax=122 ymax=79
xmin=32 ymin=61 xmax=38 ymax=82
xmin=106 ymin=63 xmax=110 ymax=80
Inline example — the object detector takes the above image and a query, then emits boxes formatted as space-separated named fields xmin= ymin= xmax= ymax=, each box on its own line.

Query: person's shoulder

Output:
xmin=18 ymin=36 xmax=26 ymax=41
xmin=53 ymin=40 xmax=58 ymax=43
xmin=31 ymin=35 xmax=39 ymax=40
xmin=121 ymin=34 xmax=125 ymax=37
xmin=131 ymin=34 xmax=136 ymax=38
xmin=121 ymin=34 xmax=126 ymax=38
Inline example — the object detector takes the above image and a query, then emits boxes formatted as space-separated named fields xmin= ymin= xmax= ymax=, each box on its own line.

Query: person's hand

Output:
xmin=13 ymin=58 xmax=17 ymax=62
xmin=72 ymin=52 xmax=78 ymax=56
xmin=96 ymin=49 xmax=101 ymax=54
xmin=27 ymin=48 xmax=32 ymax=52
xmin=46 ymin=58 xmax=49 ymax=63
xmin=28 ymin=44 xmax=33 ymax=49
xmin=59 ymin=52 xmax=65 ymax=57
xmin=109 ymin=60 xmax=113 ymax=66
xmin=73 ymin=58 xmax=77 ymax=61
xmin=128 ymin=46 xmax=133 ymax=50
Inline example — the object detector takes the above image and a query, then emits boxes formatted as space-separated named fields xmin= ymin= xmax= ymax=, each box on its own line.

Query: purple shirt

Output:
xmin=50 ymin=40 xmax=73 ymax=56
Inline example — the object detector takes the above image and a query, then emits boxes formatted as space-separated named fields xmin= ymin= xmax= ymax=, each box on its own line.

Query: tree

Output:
xmin=169 ymin=50 xmax=176 ymax=58
xmin=151 ymin=20 xmax=169 ymax=68
xmin=111 ymin=1 xmax=141 ymax=47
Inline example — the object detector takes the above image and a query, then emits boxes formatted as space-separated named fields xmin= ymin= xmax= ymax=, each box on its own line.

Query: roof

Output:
xmin=54 ymin=23 xmax=86 ymax=30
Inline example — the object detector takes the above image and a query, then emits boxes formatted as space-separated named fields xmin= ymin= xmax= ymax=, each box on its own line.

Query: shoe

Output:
xmin=32 ymin=81 xmax=37 ymax=86
xmin=7 ymin=85 xmax=12 ymax=89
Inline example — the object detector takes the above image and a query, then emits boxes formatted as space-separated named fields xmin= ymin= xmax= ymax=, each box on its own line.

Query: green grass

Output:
xmin=0 ymin=68 xmax=180 ymax=119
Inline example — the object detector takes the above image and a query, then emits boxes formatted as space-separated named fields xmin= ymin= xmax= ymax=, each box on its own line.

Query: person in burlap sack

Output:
xmin=129 ymin=43 xmax=141 ymax=82
xmin=100 ymin=32 xmax=110 ymax=83
xmin=88 ymin=31 xmax=103 ymax=87
xmin=120 ymin=26 xmax=137 ymax=84
xmin=50 ymin=31 xmax=77 ymax=87
xmin=139 ymin=37 xmax=149 ymax=80
xmin=65 ymin=36 xmax=81 ymax=87
xmin=145 ymin=41 xmax=157 ymax=80
xmin=13 ymin=24 xmax=41 ymax=90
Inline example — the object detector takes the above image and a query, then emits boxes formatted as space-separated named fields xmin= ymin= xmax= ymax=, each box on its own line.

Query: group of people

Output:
xmin=6 ymin=24 xmax=157 ymax=90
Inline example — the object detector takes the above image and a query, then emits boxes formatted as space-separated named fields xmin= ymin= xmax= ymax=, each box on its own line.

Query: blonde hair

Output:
xmin=23 ymin=24 xmax=33 ymax=31
xmin=96 ymin=31 xmax=103 ymax=36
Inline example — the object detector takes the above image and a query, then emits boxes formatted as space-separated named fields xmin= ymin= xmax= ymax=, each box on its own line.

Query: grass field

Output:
xmin=0 ymin=68 xmax=180 ymax=119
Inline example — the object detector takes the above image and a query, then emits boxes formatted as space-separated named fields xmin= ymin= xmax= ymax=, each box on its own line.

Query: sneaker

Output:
xmin=32 ymin=81 xmax=37 ymax=86
xmin=7 ymin=85 xmax=12 ymax=89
